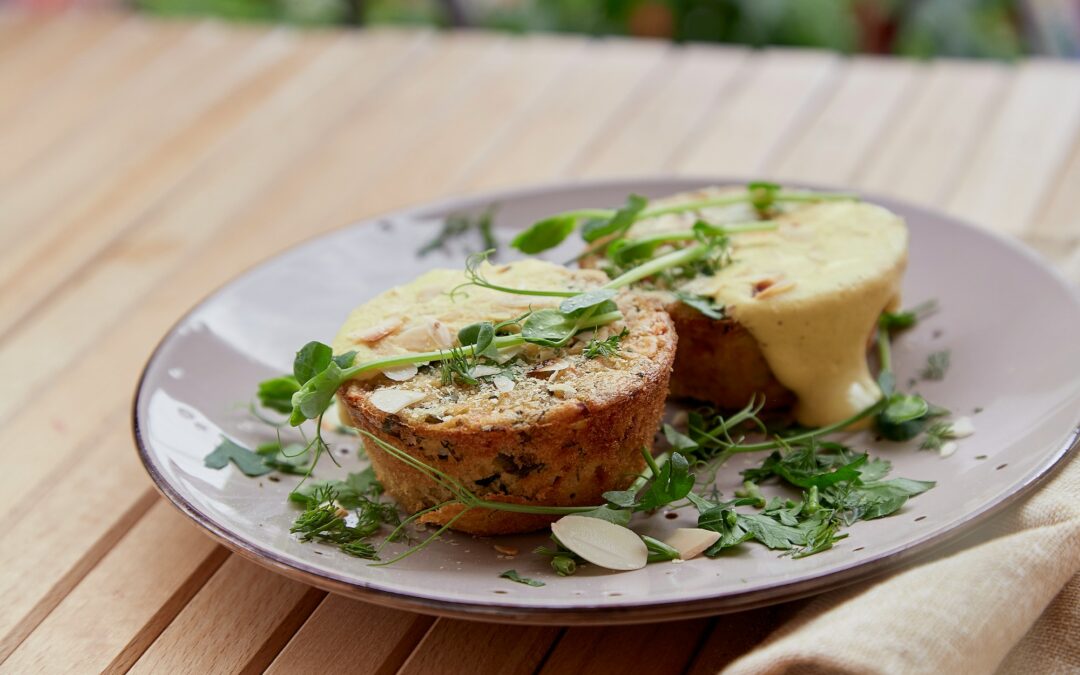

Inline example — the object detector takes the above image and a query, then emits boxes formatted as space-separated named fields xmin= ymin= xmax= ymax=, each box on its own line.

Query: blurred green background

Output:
xmin=132 ymin=0 xmax=1080 ymax=59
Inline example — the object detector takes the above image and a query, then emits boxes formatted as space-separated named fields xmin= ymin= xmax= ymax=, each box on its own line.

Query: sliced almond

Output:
xmin=548 ymin=383 xmax=576 ymax=399
xmin=429 ymin=320 xmax=454 ymax=349
xmin=493 ymin=346 xmax=522 ymax=364
xmin=382 ymin=364 xmax=418 ymax=382
xmin=396 ymin=325 xmax=436 ymax=351
xmin=470 ymin=364 xmax=502 ymax=378
xmin=754 ymin=279 xmax=797 ymax=299
xmin=664 ymin=528 xmax=721 ymax=561
xmin=492 ymin=375 xmax=515 ymax=393
xmin=528 ymin=359 xmax=570 ymax=378
xmin=494 ymin=544 xmax=518 ymax=556
xmin=949 ymin=416 xmax=975 ymax=438
xmin=368 ymin=388 xmax=427 ymax=414
xmin=939 ymin=441 xmax=959 ymax=458
xmin=348 ymin=317 xmax=404 ymax=344
xmin=551 ymin=515 xmax=647 ymax=571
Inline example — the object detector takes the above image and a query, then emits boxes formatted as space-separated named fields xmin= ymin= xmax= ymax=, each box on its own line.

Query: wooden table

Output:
xmin=1 ymin=9 xmax=1078 ymax=674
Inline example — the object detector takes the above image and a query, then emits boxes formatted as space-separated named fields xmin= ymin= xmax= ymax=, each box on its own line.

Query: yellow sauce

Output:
xmin=678 ymin=201 xmax=908 ymax=426
xmin=331 ymin=259 xmax=605 ymax=377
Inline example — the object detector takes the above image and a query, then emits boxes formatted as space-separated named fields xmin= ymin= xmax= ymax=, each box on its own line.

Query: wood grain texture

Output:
xmin=398 ymin=620 xmax=561 ymax=675
xmin=129 ymin=557 xmax=325 ymax=674
xmin=0 ymin=501 xmax=228 ymax=673
xmin=268 ymin=595 xmax=435 ymax=675
xmin=675 ymin=49 xmax=839 ymax=176
xmin=539 ymin=619 xmax=711 ymax=675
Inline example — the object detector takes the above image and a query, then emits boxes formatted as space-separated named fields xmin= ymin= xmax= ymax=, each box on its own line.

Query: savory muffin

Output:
xmin=331 ymin=260 xmax=676 ymax=535
xmin=582 ymin=187 xmax=908 ymax=427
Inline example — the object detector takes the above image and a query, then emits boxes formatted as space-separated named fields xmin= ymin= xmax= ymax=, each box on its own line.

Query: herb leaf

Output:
xmin=204 ymin=438 xmax=274 ymax=477
xmin=674 ymin=291 xmax=725 ymax=320
xmin=500 ymin=570 xmax=545 ymax=587
xmin=920 ymin=350 xmax=951 ymax=381
xmin=583 ymin=328 xmax=628 ymax=359
xmin=558 ymin=288 xmax=617 ymax=316
xmin=294 ymin=342 xmax=333 ymax=385
xmin=581 ymin=194 xmax=647 ymax=243
xmin=511 ymin=215 xmax=578 ymax=254
xmin=257 ymin=376 xmax=300 ymax=414
xmin=638 ymin=452 xmax=694 ymax=511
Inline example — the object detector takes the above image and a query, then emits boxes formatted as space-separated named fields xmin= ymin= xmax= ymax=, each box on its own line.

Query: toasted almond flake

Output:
xmin=664 ymin=528 xmax=721 ymax=560
xmin=369 ymin=388 xmax=427 ymax=413
xmin=348 ymin=317 xmax=404 ymax=344
xmin=382 ymin=364 xmax=418 ymax=382
xmin=470 ymin=365 xmax=502 ymax=378
xmin=529 ymin=359 xmax=570 ymax=378
xmin=548 ymin=383 xmax=576 ymax=399
xmin=429 ymin=320 xmax=454 ymax=349
xmin=494 ymin=544 xmax=519 ymax=556
xmin=754 ymin=279 xmax=797 ymax=299
xmin=939 ymin=441 xmax=959 ymax=458
xmin=396 ymin=325 xmax=435 ymax=351
xmin=949 ymin=416 xmax=975 ymax=438
xmin=492 ymin=375 xmax=515 ymax=393
xmin=551 ymin=515 xmax=647 ymax=571
xmin=493 ymin=346 xmax=521 ymax=364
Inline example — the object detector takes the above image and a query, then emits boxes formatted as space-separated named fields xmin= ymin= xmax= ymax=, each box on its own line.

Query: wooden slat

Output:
xmin=857 ymin=60 xmax=1011 ymax=204
xmin=540 ymin=619 xmax=711 ymax=675
xmin=0 ymin=18 xmax=196 ymax=187
xmin=684 ymin=607 xmax=791 ymax=675
xmin=1025 ymin=117 xmax=1080 ymax=241
xmin=340 ymin=33 xmax=586 ymax=215
xmin=0 ymin=501 xmax=228 ymax=673
xmin=267 ymin=595 xmax=435 ymax=675
xmin=0 ymin=31 xmax=429 ymax=420
xmin=460 ymin=38 xmax=668 ymax=190
xmin=675 ymin=49 xmax=839 ymax=177
xmin=398 ymin=621 xmax=561 ymax=675
xmin=572 ymin=44 xmax=747 ymax=177
xmin=771 ymin=56 xmax=919 ymax=185
xmin=128 ymin=558 xmax=325 ymax=674
xmin=947 ymin=59 xmax=1080 ymax=236
xmin=0 ymin=12 xmax=127 ymax=116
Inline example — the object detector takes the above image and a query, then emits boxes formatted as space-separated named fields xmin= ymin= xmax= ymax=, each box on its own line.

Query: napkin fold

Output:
xmin=724 ymin=452 xmax=1080 ymax=675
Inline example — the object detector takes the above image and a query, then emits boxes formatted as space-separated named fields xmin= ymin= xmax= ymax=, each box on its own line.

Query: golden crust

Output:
xmin=339 ymin=293 xmax=677 ymax=535
xmin=664 ymin=300 xmax=795 ymax=410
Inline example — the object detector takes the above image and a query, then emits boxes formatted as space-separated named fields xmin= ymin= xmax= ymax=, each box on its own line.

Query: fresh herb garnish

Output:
xmin=417 ymin=206 xmax=497 ymax=258
xmin=583 ymin=328 xmax=628 ymax=359
xmin=204 ymin=438 xmax=274 ymax=477
xmin=673 ymin=291 xmax=725 ymax=320
xmin=499 ymin=569 xmax=545 ymax=587
xmin=879 ymin=299 xmax=938 ymax=332
xmin=921 ymin=350 xmax=950 ymax=381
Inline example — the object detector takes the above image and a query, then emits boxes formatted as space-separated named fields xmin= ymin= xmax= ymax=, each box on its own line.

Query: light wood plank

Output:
xmin=858 ymin=60 xmax=1011 ymax=204
xmin=0 ymin=33 xmax=425 ymax=417
xmin=947 ymin=59 xmax=1080 ymax=236
xmin=398 ymin=620 xmax=560 ymax=675
xmin=0 ymin=501 xmax=228 ymax=673
xmin=540 ymin=619 xmax=711 ymax=675
xmin=573 ymin=44 xmax=747 ymax=177
xmin=0 ymin=28 xmax=354 ymax=339
xmin=267 ymin=595 xmax=435 ymax=675
xmin=460 ymin=38 xmax=668 ymax=190
xmin=675 ymin=49 xmax=839 ymax=177
xmin=0 ymin=418 xmax=161 ymax=661
xmin=0 ymin=22 xmax=266 ymax=254
xmin=129 ymin=557 xmax=325 ymax=674
xmin=0 ymin=31 xmax=426 ymax=514
xmin=1028 ymin=123 xmax=1080 ymax=240
xmin=772 ymin=56 xmax=919 ymax=185
xmin=0 ymin=18 xmax=196 ymax=187
xmin=340 ymin=33 xmax=586 ymax=215
xmin=0 ymin=11 xmax=127 ymax=116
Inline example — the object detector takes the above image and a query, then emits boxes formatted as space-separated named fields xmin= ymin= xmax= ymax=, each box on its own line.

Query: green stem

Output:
xmin=638 ymin=190 xmax=857 ymax=219
xmin=722 ymin=400 xmax=887 ymax=455
xmin=603 ymin=243 xmax=709 ymax=290
xmin=876 ymin=326 xmax=892 ymax=374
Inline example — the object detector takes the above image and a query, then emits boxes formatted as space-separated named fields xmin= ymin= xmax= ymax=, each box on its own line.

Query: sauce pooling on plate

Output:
xmin=680 ymin=201 xmax=908 ymax=426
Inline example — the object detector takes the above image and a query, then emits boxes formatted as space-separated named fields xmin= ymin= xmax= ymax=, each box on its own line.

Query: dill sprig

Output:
xmin=583 ymin=328 xmax=628 ymax=359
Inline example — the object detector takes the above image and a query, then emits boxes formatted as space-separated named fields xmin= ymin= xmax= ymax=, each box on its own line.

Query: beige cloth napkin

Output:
xmin=724 ymin=451 xmax=1080 ymax=675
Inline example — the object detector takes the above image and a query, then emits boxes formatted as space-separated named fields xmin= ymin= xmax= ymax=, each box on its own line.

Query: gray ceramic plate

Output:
xmin=133 ymin=177 xmax=1080 ymax=624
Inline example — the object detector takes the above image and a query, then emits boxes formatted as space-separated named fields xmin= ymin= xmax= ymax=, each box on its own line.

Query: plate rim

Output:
xmin=131 ymin=175 xmax=1080 ymax=624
